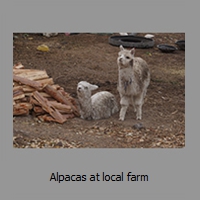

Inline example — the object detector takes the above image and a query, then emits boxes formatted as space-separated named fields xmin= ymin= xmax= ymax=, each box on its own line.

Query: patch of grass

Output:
xmin=170 ymin=81 xmax=179 ymax=85
xmin=160 ymin=67 xmax=185 ymax=77
xmin=151 ymin=78 xmax=166 ymax=83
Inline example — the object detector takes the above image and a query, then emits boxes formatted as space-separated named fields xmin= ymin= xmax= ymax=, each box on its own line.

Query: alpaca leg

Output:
xmin=135 ymin=95 xmax=143 ymax=120
xmin=131 ymin=97 xmax=136 ymax=112
xmin=135 ymin=104 xmax=142 ymax=120
xmin=119 ymin=105 xmax=129 ymax=121
xmin=133 ymin=104 xmax=136 ymax=113
xmin=142 ymin=88 xmax=147 ymax=105
xmin=119 ymin=97 xmax=129 ymax=121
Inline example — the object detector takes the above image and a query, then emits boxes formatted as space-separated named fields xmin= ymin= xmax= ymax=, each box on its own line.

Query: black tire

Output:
xmin=108 ymin=35 xmax=155 ymax=49
xmin=175 ymin=40 xmax=185 ymax=50
xmin=157 ymin=44 xmax=177 ymax=53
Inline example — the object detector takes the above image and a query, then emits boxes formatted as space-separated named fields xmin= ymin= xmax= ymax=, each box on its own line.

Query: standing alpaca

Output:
xmin=117 ymin=45 xmax=150 ymax=120
xmin=77 ymin=81 xmax=119 ymax=120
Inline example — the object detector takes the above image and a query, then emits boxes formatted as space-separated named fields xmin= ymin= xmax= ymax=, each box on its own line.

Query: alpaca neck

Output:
xmin=119 ymin=67 xmax=135 ymax=81
xmin=78 ymin=97 xmax=93 ymax=119
xmin=118 ymin=67 xmax=139 ymax=95
xmin=79 ymin=97 xmax=92 ymax=111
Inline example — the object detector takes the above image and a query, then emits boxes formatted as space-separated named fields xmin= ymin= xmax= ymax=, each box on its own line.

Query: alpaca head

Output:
xmin=77 ymin=81 xmax=98 ymax=99
xmin=117 ymin=45 xmax=135 ymax=69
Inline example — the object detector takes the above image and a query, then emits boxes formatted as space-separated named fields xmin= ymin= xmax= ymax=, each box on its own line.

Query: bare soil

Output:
xmin=13 ymin=33 xmax=185 ymax=148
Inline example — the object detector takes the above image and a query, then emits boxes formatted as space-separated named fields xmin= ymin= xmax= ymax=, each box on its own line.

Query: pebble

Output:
xmin=126 ymin=137 xmax=133 ymax=143
xmin=132 ymin=123 xmax=145 ymax=130
xmin=87 ymin=130 xmax=94 ymax=134
xmin=99 ymin=127 xmax=105 ymax=132
xmin=127 ymin=132 xmax=133 ymax=136
xmin=31 ymin=143 xmax=36 ymax=148
xmin=55 ymin=141 xmax=63 ymax=147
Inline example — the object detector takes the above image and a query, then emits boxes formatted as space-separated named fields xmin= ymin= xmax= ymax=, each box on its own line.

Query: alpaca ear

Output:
xmin=130 ymin=48 xmax=135 ymax=55
xmin=89 ymin=84 xmax=99 ymax=91
xmin=120 ymin=45 xmax=124 ymax=51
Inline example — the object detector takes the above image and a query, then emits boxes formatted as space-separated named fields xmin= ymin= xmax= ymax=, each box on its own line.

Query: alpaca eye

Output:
xmin=84 ymin=86 xmax=88 ymax=90
xmin=126 ymin=56 xmax=130 ymax=59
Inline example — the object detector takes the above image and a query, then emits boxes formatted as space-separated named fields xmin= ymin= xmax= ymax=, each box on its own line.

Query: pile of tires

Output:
xmin=108 ymin=35 xmax=155 ymax=49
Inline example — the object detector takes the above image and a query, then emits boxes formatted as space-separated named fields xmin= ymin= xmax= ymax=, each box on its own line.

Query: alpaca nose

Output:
xmin=119 ymin=57 xmax=123 ymax=63
xmin=77 ymin=87 xmax=81 ymax=92
xmin=118 ymin=57 xmax=122 ymax=62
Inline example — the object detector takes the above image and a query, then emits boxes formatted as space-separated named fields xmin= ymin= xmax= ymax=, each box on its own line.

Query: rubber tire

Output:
xmin=157 ymin=44 xmax=177 ymax=53
xmin=175 ymin=40 xmax=185 ymax=50
xmin=108 ymin=35 xmax=155 ymax=49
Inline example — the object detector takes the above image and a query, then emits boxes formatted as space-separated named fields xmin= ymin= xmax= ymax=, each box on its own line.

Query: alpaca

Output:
xmin=117 ymin=45 xmax=150 ymax=120
xmin=77 ymin=81 xmax=119 ymax=120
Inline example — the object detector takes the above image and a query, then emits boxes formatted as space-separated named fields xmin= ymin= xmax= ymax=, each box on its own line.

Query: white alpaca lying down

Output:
xmin=77 ymin=81 xmax=119 ymax=120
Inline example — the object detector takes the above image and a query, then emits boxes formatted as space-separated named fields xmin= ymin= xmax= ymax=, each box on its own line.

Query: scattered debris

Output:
xmin=119 ymin=32 xmax=128 ymax=36
xmin=36 ymin=44 xmax=50 ymax=52
xmin=145 ymin=34 xmax=155 ymax=39
xmin=13 ymin=134 xmax=78 ymax=148
xmin=132 ymin=123 xmax=145 ymax=130
xmin=42 ymin=33 xmax=58 ymax=37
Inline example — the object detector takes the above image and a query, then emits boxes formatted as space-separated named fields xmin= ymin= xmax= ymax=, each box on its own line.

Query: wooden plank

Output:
xmin=15 ymin=97 xmax=28 ymax=103
xmin=13 ymin=69 xmax=49 ymax=81
xmin=29 ymin=96 xmax=40 ymax=106
xmin=19 ymin=78 xmax=54 ymax=92
xmin=37 ymin=78 xmax=54 ymax=86
xmin=43 ymin=85 xmax=80 ymax=117
xmin=30 ymin=95 xmax=73 ymax=114
xmin=25 ymin=92 xmax=52 ymax=98
xmin=13 ymin=75 xmax=43 ymax=90
xmin=13 ymin=63 xmax=24 ymax=69
xmin=59 ymin=89 xmax=78 ymax=108
xmin=33 ymin=106 xmax=46 ymax=115
xmin=21 ymin=85 xmax=36 ymax=92
xmin=32 ymin=91 xmax=66 ymax=124
xmin=13 ymin=86 xmax=25 ymax=100
xmin=13 ymin=102 xmax=33 ymax=115
xmin=62 ymin=113 xmax=75 ymax=120
xmin=38 ymin=113 xmax=75 ymax=122
xmin=13 ymin=85 xmax=23 ymax=91
xmin=48 ymin=101 xmax=73 ymax=114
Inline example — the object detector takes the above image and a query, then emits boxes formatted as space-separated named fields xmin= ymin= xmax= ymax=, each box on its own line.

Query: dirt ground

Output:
xmin=13 ymin=33 xmax=185 ymax=148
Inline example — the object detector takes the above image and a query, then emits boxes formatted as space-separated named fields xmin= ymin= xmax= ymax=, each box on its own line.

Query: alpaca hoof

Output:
xmin=119 ymin=117 xmax=124 ymax=121
xmin=136 ymin=116 xmax=142 ymax=120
